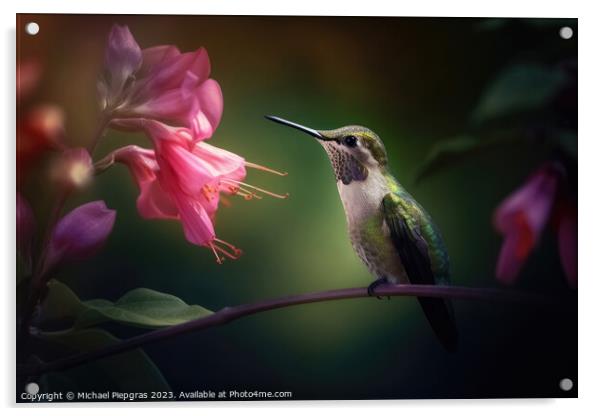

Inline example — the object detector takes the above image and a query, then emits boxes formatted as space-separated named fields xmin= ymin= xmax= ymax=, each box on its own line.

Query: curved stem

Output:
xmin=18 ymin=284 xmax=559 ymax=377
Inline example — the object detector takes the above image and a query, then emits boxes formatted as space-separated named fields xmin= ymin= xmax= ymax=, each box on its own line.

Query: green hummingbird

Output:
xmin=265 ymin=115 xmax=458 ymax=351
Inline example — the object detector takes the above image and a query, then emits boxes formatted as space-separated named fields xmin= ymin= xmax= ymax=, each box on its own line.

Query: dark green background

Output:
xmin=18 ymin=15 xmax=577 ymax=399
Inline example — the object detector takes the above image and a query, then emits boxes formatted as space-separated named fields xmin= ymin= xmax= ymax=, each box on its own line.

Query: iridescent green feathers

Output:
xmin=381 ymin=187 xmax=457 ymax=351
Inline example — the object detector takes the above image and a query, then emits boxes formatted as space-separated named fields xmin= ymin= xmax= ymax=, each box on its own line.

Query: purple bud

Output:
xmin=17 ymin=193 xmax=36 ymax=271
xmin=103 ymin=24 xmax=142 ymax=103
xmin=45 ymin=201 xmax=116 ymax=272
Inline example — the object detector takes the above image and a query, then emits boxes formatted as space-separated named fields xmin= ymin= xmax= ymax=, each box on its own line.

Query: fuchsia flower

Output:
xmin=97 ymin=25 xmax=287 ymax=263
xmin=103 ymin=119 xmax=286 ymax=263
xmin=44 ymin=201 xmax=116 ymax=273
xmin=494 ymin=162 xmax=576 ymax=288
xmin=99 ymin=24 xmax=222 ymax=141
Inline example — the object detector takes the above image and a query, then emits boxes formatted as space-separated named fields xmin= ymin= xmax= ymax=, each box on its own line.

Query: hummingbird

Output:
xmin=265 ymin=115 xmax=458 ymax=351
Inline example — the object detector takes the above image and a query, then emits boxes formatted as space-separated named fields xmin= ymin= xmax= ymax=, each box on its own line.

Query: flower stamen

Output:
xmin=245 ymin=161 xmax=288 ymax=176
xmin=209 ymin=242 xmax=225 ymax=264
xmin=222 ymin=178 xmax=289 ymax=200
xmin=210 ymin=238 xmax=242 ymax=260
xmin=214 ymin=238 xmax=243 ymax=256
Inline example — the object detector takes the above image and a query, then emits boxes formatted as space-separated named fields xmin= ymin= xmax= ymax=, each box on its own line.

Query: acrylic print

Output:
xmin=16 ymin=14 xmax=577 ymax=402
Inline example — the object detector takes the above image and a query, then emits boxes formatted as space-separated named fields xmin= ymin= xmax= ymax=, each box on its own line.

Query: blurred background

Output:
xmin=17 ymin=14 xmax=576 ymax=399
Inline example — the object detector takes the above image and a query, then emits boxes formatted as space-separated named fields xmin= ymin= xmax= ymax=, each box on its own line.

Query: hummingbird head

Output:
xmin=265 ymin=116 xmax=388 ymax=185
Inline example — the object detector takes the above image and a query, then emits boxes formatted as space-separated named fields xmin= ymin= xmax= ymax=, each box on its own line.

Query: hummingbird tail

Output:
xmin=417 ymin=297 xmax=458 ymax=352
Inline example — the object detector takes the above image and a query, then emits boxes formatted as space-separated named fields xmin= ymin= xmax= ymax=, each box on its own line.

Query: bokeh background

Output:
xmin=17 ymin=14 xmax=577 ymax=399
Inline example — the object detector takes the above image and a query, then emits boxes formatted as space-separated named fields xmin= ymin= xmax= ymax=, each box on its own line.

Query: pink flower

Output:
xmin=103 ymin=119 xmax=287 ymax=262
xmin=493 ymin=162 xmax=576 ymax=288
xmin=99 ymin=25 xmax=222 ymax=141
xmin=96 ymin=25 xmax=287 ymax=262
xmin=44 ymin=201 xmax=116 ymax=273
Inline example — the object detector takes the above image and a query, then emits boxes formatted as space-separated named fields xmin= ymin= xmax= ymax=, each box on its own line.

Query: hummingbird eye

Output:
xmin=343 ymin=135 xmax=358 ymax=148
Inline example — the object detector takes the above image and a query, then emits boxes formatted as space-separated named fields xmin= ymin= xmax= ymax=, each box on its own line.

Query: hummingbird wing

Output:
xmin=381 ymin=193 xmax=458 ymax=352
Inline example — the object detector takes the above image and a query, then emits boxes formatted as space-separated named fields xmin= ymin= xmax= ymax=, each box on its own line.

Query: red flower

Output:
xmin=494 ymin=162 xmax=576 ymax=287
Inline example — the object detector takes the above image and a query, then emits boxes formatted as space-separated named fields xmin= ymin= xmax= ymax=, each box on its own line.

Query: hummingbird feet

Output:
xmin=367 ymin=277 xmax=391 ymax=300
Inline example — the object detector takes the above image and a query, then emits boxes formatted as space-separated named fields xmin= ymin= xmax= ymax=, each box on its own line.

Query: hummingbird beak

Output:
xmin=264 ymin=115 xmax=330 ymax=141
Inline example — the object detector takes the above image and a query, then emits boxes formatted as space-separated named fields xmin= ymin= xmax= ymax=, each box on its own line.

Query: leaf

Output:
xmin=40 ymin=280 xmax=213 ymax=330
xmin=37 ymin=279 xmax=88 ymax=324
xmin=414 ymin=134 xmax=530 ymax=183
xmin=40 ymin=328 xmax=170 ymax=392
xmin=414 ymin=136 xmax=480 ymax=183
xmin=472 ymin=64 xmax=568 ymax=124
xmin=79 ymin=287 xmax=214 ymax=329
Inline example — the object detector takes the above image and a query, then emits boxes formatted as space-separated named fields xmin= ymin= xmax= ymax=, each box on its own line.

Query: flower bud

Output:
xmin=24 ymin=105 xmax=65 ymax=148
xmin=52 ymin=148 xmax=93 ymax=190
xmin=44 ymin=201 xmax=116 ymax=273
xmin=18 ymin=105 xmax=65 ymax=176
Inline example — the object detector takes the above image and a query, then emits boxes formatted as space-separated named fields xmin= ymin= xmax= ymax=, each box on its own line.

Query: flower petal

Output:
xmin=139 ymin=45 xmax=180 ymax=77
xmin=494 ymin=164 xmax=562 ymax=235
xmin=111 ymin=145 xmax=178 ymax=220
xmin=193 ymin=141 xmax=245 ymax=181
xmin=156 ymin=140 xmax=217 ymax=195
xmin=493 ymin=163 xmax=565 ymax=284
xmin=137 ymin=180 xmax=179 ymax=219
xmin=174 ymin=193 xmax=215 ymax=247
xmin=495 ymin=213 xmax=535 ymax=284
xmin=557 ymin=203 xmax=577 ymax=288
xmin=157 ymin=163 xmax=215 ymax=247
xmin=104 ymin=25 xmax=142 ymax=100
xmin=45 ymin=201 xmax=116 ymax=271
xmin=194 ymin=79 xmax=223 ymax=138
xmin=140 ymin=48 xmax=210 ymax=95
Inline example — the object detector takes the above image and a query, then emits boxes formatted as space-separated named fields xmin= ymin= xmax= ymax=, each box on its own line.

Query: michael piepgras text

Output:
xmin=20 ymin=390 xmax=293 ymax=402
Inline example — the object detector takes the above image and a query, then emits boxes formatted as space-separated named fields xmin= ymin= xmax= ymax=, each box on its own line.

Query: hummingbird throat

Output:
xmin=322 ymin=142 xmax=368 ymax=185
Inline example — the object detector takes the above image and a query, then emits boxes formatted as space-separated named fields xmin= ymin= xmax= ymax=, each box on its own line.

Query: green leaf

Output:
xmin=472 ymin=64 xmax=568 ymax=124
xmin=414 ymin=136 xmax=480 ymax=183
xmin=40 ymin=328 xmax=170 ymax=392
xmin=38 ymin=279 xmax=88 ymax=324
xmin=40 ymin=280 xmax=213 ymax=330
xmin=79 ymin=287 xmax=214 ymax=329
xmin=414 ymin=135 xmax=526 ymax=183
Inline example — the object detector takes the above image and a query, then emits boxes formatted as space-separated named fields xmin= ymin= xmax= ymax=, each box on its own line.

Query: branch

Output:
xmin=19 ymin=284 xmax=559 ymax=377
